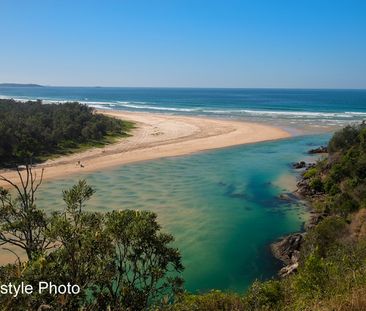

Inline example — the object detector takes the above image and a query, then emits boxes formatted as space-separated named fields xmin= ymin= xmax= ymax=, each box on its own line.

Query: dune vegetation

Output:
xmin=0 ymin=99 xmax=133 ymax=167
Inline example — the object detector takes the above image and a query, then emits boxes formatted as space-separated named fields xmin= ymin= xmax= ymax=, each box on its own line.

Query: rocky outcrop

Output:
xmin=296 ymin=178 xmax=312 ymax=196
xmin=296 ymin=176 xmax=323 ymax=197
xmin=271 ymin=233 xmax=304 ymax=277
xmin=271 ymin=159 xmax=328 ymax=278
xmin=292 ymin=161 xmax=306 ymax=169
xmin=271 ymin=233 xmax=304 ymax=263
xmin=271 ymin=207 xmax=328 ymax=278
xmin=292 ymin=161 xmax=316 ymax=170
xmin=308 ymin=146 xmax=327 ymax=154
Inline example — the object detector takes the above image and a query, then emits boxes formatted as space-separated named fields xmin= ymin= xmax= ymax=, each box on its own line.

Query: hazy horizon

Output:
xmin=2 ymin=83 xmax=366 ymax=91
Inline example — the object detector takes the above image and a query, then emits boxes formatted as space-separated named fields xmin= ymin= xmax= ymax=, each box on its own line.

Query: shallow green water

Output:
xmin=36 ymin=134 xmax=330 ymax=292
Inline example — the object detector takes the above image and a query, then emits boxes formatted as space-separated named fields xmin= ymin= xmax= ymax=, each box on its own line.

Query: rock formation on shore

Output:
xmin=271 ymin=147 xmax=328 ymax=278
xmin=308 ymin=146 xmax=327 ymax=154
xmin=271 ymin=233 xmax=304 ymax=277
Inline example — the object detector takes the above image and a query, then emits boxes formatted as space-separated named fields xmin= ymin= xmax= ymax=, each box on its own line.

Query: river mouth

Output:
xmin=11 ymin=134 xmax=329 ymax=292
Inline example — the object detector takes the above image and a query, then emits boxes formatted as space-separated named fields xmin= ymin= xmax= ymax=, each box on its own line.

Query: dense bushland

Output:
xmin=304 ymin=122 xmax=366 ymax=215
xmin=0 ymin=99 xmax=133 ymax=166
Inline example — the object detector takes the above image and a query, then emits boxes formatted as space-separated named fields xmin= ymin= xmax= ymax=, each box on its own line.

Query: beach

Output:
xmin=0 ymin=110 xmax=290 ymax=186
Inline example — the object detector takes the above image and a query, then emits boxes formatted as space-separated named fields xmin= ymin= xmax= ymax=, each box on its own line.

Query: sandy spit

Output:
xmin=0 ymin=110 xmax=290 ymax=186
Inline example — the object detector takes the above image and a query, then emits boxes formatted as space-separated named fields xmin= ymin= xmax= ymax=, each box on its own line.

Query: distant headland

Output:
xmin=0 ymin=83 xmax=44 ymax=87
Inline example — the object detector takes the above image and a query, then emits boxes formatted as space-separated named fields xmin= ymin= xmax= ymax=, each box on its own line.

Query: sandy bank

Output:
xmin=0 ymin=111 xmax=290 ymax=186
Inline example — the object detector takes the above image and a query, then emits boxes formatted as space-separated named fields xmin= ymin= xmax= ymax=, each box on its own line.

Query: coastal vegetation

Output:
xmin=0 ymin=123 xmax=366 ymax=310
xmin=305 ymin=122 xmax=366 ymax=216
xmin=0 ymin=167 xmax=183 ymax=310
xmin=0 ymin=99 xmax=133 ymax=167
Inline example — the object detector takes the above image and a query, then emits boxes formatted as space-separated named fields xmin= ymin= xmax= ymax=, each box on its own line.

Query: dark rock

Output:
xmin=292 ymin=161 xmax=306 ymax=169
xmin=271 ymin=233 xmax=305 ymax=266
xmin=308 ymin=146 xmax=328 ymax=154
xmin=271 ymin=233 xmax=305 ymax=277
xmin=272 ymin=152 xmax=330 ymax=278
xmin=296 ymin=179 xmax=311 ymax=196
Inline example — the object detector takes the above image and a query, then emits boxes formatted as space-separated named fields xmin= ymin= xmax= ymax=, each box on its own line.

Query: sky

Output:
xmin=0 ymin=0 xmax=365 ymax=88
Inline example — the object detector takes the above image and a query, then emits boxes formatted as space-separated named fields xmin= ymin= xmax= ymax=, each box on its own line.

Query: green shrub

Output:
xmin=301 ymin=216 xmax=347 ymax=259
xmin=309 ymin=177 xmax=324 ymax=192
xmin=328 ymin=124 xmax=362 ymax=153
xmin=293 ymin=252 xmax=331 ymax=299
xmin=303 ymin=168 xmax=318 ymax=179
xmin=243 ymin=280 xmax=283 ymax=311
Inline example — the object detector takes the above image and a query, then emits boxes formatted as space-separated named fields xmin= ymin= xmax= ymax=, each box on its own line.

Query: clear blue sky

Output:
xmin=1 ymin=0 xmax=365 ymax=88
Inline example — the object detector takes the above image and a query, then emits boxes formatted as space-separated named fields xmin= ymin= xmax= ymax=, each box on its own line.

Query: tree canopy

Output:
xmin=304 ymin=122 xmax=366 ymax=216
xmin=0 ymin=169 xmax=183 ymax=310
xmin=0 ymin=99 xmax=132 ymax=166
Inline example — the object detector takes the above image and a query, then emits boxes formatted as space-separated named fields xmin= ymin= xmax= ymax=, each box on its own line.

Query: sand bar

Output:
xmin=0 ymin=111 xmax=290 ymax=186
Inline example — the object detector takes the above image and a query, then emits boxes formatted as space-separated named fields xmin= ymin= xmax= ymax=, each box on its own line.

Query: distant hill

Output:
xmin=0 ymin=83 xmax=44 ymax=87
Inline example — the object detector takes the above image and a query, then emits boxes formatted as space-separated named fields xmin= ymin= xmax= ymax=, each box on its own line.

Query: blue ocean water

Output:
xmin=1 ymin=87 xmax=366 ymax=128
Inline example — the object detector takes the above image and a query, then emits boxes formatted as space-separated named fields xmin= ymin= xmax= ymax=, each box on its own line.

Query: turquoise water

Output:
xmin=35 ymin=134 xmax=329 ymax=292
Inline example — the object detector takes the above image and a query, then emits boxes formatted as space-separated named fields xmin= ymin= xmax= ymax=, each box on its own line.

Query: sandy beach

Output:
xmin=0 ymin=110 xmax=290 ymax=186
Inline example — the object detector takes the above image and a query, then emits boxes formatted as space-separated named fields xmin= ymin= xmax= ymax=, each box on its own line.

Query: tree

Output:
xmin=0 ymin=99 xmax=132 ymax=166
xmin=45 ymin=180 xmax=184 ymax=310
xmin=0 ymin=165 xmax=50 ymax=261
xmin=0 ymin=170 xmax=184 ymax=310
xmin=104 ymin=210 xmax=184 ymax=309
xmin=46 ymin=180 xmax=113 ymax=309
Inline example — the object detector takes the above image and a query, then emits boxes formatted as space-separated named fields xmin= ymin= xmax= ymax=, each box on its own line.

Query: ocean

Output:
xmin=1 ymin=87 xmax=366 ymax=130
xmin=0 ymin=87 xmax=364 ymax=292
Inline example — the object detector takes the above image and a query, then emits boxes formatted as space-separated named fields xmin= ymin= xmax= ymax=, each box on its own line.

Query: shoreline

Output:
xmin=271 ymin=152 xmax=328 ymax=277
xmin=0 ymin=110 xmax=290 ymax=186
